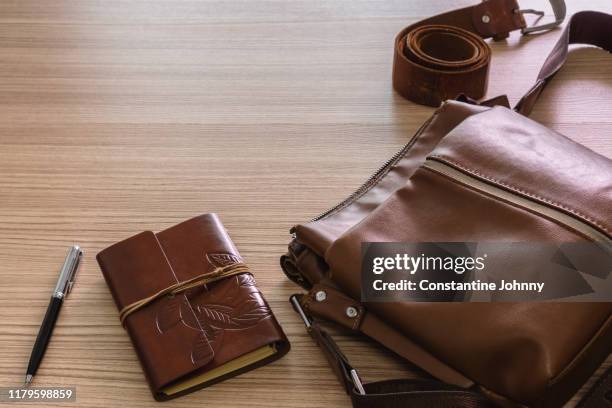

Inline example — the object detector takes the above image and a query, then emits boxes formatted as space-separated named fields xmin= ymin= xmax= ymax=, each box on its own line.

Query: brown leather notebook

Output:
xmin=97 ymin=214 xmax=289 ymax=400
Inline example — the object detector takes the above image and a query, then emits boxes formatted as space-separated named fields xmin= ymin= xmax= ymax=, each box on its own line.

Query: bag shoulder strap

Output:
xmin=290 ymin=294 xmax=497 ymax=408
xmin=515 ymin=11 xmax=612 ymax=115
xmin=291 ymin=286 xmax=612 ymax=407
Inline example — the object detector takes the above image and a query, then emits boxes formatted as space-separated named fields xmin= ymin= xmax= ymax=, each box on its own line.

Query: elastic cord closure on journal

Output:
xmin=119 ymin=263 xmax=250 ymax=326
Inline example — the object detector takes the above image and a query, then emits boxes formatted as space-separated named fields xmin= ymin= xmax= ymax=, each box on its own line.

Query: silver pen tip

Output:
xmin=24 ymin=374 xmax=32 ymax=385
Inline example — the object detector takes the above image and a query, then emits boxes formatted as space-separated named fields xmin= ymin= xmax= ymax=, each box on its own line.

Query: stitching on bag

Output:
xmin=333 ymin=113 xmax=437 ymax=209
xmin=316 ymin=101 xmax=456 ymax=220
xmin=422 ymin=167 xmax=595 ymax=242
xmin=429 ymin=154 xmax=612 ymax=236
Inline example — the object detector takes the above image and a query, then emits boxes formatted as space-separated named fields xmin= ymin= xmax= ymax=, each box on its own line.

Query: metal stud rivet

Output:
xmin=482 ymin=14 xmax=491 ymax=23
xmin=315 ymin=291 xmax=327 ymax=302
xmin=346 ymin=306 xmax=358 ymax=318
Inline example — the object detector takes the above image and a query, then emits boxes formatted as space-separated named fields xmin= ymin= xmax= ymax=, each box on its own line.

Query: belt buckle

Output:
xmin=517 ymin=0 xmax=566 ymax=34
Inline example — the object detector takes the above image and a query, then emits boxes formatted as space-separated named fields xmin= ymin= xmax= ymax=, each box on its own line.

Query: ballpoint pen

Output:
xmin=25 ymin=245 xmax=83 ymax=385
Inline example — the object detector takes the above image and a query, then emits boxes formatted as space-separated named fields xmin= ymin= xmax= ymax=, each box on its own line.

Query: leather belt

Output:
xmin=392 ymin=0 xmax=566 ymax=106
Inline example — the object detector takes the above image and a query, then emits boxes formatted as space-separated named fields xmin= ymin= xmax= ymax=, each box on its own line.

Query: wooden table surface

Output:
xmin=0 ymin=1 xmax=610 ymax=407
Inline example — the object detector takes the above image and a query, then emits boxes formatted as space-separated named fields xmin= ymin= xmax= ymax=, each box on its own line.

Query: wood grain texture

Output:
xmin=0 ymin=1 xmax=610 ymax=407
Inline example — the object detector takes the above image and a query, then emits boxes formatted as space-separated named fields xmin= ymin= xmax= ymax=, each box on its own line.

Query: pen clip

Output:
xmin=66 ymin=246 xmax=82 ymax=296
xmin=54 ymin=245 xmax=82 ymax=298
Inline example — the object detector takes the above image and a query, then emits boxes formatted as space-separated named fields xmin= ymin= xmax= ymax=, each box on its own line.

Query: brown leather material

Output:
xmin=293 ymin=292 xmax=498 ymax=408
xmin=306 ymin=320 xmax=355 ymax=392
xmin=302 ymin=284 xmax=475 ymax=389
xmin=283 ymin=11 xmax=612 ymax=407
xmin=303 ymin=284 xmax=366 ymax=332
xmin=294 ymin=100 xmax=489 ymax=255
xmin=429 ymin=108 xmax=612 ymax=237
xmin=304 ymin=313 xmax=496 ymax=408
xmin=516 ymin=11 xmax=612 ymax=115
xmin=392 ymin=0 xmax=525 ymax=106
xmin=326 ymin=139 xmax=612 ymax=405
xmin=283 ymin=241 xmax=341 ymax=291
xmin=98 ymin=214 xmax=289 ymax=400
xmin=351 ymin=380 xmax=497 ymax=408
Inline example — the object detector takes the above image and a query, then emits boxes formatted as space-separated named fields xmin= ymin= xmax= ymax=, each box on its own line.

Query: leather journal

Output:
xmin=97 ymin=214 xmax=289 ymax=400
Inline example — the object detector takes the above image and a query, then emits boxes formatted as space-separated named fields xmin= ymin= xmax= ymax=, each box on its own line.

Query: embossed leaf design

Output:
xmin=194 ymin=275 xmax=239 ymax=305
xmin=155 ymin=296 xmax=183 ymax=333
xmin=198 ymin=319 xmax=224 ymax=351
xmin=198 ymin=303 xmax=236 ymax=328
xmin=177 ymin=268 xmax=273 ymax=353
xmin=206 ymin=253 xmax=243 ymax=268
xmin=197 ymin=293 xmax=270 ymax=331
xmin=238 ymin=273 xmax=257 ymax=288
xmin=180 ymin=296 xmax=202 ymax=331
xmin=155 ymin=294 xmax=203 ymax=333
xmin=191 ymin=332 xmax=214 ymax=365
xmin=230 ymin=296 xmax=271 ymax=328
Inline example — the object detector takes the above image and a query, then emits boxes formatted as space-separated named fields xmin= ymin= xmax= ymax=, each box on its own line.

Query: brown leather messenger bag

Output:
xmin=281 ymin=3 xmax=612 ymax=407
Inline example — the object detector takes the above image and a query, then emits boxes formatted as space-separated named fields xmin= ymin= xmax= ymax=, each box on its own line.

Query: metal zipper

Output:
xmin=423 ymin=159 xmax=612 ymax=252
xmin=307 ymin=116 xmax=436 ymax=224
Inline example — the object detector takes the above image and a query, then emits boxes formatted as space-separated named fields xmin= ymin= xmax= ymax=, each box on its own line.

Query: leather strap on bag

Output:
xmin=290 ymin=294 xmax=497 ymax=408
xmin=515 ymin=11 xmax=612 ymax=115
xmin=301 ymin=284 xmax=474 ymax=388
xmin=392 ymin=0 xmax=566 ymax=106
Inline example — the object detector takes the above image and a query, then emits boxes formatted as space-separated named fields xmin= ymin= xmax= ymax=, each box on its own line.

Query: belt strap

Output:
xmin=393 ymin=0 xmax=526 ymax=106
xmin=392 ymin=0 xmax=570 ymax=107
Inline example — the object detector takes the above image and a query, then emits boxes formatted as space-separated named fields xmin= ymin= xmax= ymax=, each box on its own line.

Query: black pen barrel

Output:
xmin=26 ymin=296 xmax=63 ymax=377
